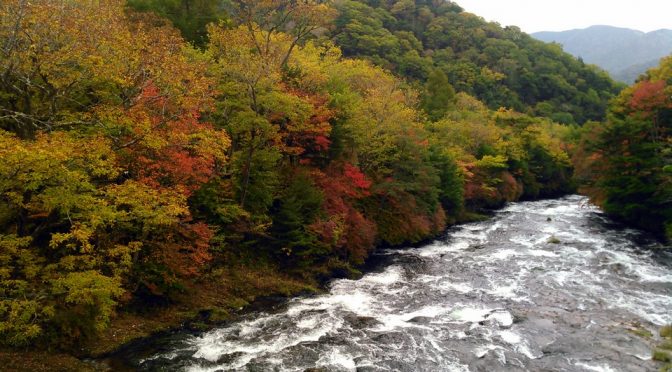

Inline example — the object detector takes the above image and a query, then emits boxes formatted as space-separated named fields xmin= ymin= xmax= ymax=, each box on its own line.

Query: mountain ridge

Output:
xmin=532 ymin=25 xmax=672 ymax=83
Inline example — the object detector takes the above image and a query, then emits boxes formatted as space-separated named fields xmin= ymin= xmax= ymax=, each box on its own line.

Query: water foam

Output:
xmin=575 ymin=362 xmax=617 ymax=372
xmin=134 ymin=196 xmax=672 ymax=372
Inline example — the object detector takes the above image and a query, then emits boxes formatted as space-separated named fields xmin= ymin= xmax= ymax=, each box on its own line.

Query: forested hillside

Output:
xmin=329 ymin=0 xmax=623 ymax=124
xmin=574 ymin=56 xmax=672 ymax=240
xmin=126 ymin=0 xmax=623 ymax=125
xmin=533 ymin=26 xmax=672 ymax=83
xmin=0 ymin=0 xmax=643 ymax=365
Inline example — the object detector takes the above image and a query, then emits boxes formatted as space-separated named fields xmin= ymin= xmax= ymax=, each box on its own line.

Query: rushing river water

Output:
xmin=116 ymin=195 xmax=672 ymax=371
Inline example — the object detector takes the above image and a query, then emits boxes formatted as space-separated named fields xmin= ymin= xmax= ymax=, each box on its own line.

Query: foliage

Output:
xmin=0 ymin=0 xmax=226 ymax=346
xmin=330 ymin=0 xmax=623 ymax=124
xmin=0 ymin=0 xmax=581 ymax=351
xmin=575 ymin=56 xmax=672 ymax=240
xmin=427 ymin=96 xmax=573 ymax=210
xmin=421 ymin=69 xmax=456 ymax=121
xmin=126 ymin=0 xmax=227 ymax=45
xmin=270 ymin=170 xmax=325 ymax=266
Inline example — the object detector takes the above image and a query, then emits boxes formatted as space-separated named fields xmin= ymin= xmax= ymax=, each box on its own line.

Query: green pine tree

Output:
xmin=421 ymin=69 xmax=456 ymax=121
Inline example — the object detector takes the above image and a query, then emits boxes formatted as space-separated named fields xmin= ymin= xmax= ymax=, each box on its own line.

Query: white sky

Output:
xmin=455 ymin=0 xmax=672 ymax=33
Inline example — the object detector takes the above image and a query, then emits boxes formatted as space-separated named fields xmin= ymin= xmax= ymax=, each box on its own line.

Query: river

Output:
xmin=114 ymin=195 xmax=672 ymax=371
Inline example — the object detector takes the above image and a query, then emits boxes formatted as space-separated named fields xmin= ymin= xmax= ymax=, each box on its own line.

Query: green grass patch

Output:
xmin=459 ymin=212 xmax=490 ymax=223
xmin=547 ymin=236 xmax=561 ymax=244
xmin=630 ymin=328 xmax=653 ymax=339
xmin=653 ymin=349 xmax=672 ymax=363
xmin=659 ymin=341 xmax=672 ymax=351
xmin=661 ymin=325 xmax=672 ymax=338
xmin=654 ymin=324 xmax=672 ymax=371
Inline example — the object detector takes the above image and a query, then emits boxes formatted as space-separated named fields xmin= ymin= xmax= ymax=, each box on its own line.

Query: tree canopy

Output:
xmin=574 ymin=56 xmax=672 ymax=240
xmin=330 ymin=0 xmax=624 ymax=124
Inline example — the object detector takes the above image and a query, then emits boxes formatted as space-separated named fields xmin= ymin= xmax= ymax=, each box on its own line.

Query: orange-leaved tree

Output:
xmin=0 ymin=0 xmax=229 ymax=346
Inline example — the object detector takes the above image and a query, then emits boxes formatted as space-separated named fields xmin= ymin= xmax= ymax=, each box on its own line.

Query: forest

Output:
xmin=0 ymin=0 xmax=669 ymax=364
xmin=574 ymin=56 xmax=672 ymax=240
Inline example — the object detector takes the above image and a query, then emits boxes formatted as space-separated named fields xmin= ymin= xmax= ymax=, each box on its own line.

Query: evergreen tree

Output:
xmin=421 ymin=69 xmax=456 ymax=121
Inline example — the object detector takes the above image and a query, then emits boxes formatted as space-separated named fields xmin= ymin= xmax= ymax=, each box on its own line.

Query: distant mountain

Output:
xmin=532 ymin=26 xmax=672 ymax=83
xmin=611 ymin=58 xmax=663 ymax=83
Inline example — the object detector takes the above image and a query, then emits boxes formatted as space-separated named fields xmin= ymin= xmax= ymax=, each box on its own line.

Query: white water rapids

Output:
xmin=122 ymin=196 xmax=672 ymax=371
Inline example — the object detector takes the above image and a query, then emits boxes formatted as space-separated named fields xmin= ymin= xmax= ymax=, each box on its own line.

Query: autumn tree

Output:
xmin=207 ymin=1 xmax=335 ymax=212
xmin=576 ymin=56 xmax=672 ymax=240
xmin=0 ymin=0 xmax=132 ymax=137
xmin=0 ymin=0 xmax=229 ymax=346
xmin=225 ymin=0 xmax=336 ymax=67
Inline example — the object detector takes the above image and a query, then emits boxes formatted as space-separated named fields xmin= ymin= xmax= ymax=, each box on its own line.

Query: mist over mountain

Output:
xmin=532 ymin=25 xmax=672 ymax=83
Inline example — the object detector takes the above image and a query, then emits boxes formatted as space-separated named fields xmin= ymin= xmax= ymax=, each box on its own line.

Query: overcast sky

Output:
xmin=455 ymin=0 xmax=672 ymax=33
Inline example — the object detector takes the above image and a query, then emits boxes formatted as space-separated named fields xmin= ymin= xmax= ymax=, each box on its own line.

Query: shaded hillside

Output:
xmin=533 ymin=25 xmax=672 ymax=83
xmin=329 ymin=0 xmax=623 ymax=124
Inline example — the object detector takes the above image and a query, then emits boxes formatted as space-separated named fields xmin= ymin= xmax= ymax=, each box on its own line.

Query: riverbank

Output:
xmin=106 ymin=195 xmax=672 ymax=371
xmin=4 ymin=195 xmax=670 ymax=370
xmin=1 ymin=264 xmax=320 ymax=371
xmin=0 ymin=208 xmax=495 ymax=371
